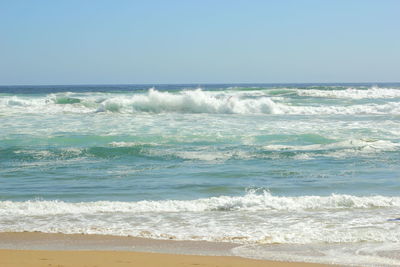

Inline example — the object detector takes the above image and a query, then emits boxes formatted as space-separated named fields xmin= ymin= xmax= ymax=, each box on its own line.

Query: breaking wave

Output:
xmin=1 ymin=89 xmax=400 ymax=115
xmin=2 ymin=192 xmax=400 ymax=215
xmin=1 ymin=192 xmax=400 ymax=250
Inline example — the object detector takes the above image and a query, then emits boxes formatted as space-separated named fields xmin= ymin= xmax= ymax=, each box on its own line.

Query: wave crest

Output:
xmin=2 ymin=89 xmax=400 ymax=115
xmin=1 ymin=192 xmax=399 ymax=216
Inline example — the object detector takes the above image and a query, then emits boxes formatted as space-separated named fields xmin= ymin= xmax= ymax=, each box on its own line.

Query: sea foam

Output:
xmin=1 ymin=192 xmax=400 ymax=249
xmin=2 ymin=89 xmax=400 ymax=115
xmin=296 ymin=87 xmax=400 ymax=99
xmin=1 ymin=192 xmax=400 ymax=215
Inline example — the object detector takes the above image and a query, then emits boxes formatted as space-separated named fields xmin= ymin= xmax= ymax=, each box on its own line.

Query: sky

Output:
xmin=0 ymin=0 xmax=399 ymax=85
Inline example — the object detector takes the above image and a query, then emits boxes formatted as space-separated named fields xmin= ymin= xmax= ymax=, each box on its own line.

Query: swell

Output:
xmin=0 ymin=144 xmax=162 ymax=162
xmin=1 ymin=138 xmax=398 ymax=163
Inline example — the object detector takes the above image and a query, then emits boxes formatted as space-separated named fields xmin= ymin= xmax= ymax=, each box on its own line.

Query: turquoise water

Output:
xmin=1 ymin=84 xmax=400 ymax=266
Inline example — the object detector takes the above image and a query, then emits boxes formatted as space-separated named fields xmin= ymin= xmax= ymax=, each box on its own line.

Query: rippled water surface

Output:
xmin=1 ymin=83 xmax=400 ymax=266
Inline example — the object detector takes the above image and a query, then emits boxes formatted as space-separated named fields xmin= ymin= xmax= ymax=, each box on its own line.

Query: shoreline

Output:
xmin=0 ymin=232 xmax=333 ymax=267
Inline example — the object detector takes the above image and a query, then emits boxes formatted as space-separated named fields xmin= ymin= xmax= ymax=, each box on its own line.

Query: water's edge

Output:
xmin=0 ymin=232 xmax=342 ymax=266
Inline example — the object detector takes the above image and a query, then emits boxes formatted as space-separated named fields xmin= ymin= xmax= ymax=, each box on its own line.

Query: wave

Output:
xmin=2 ymin=138 xmax=398 ymax=163
xmin=1 ymin=141 xmax=397 ymax=165
xmin=2 ymin=197 xmax=399 ymax=266
xmin=296 ymin=87 xmax=400 ymax=99
xmin=2 ymin=192 xmax=400 ymax=215
xmin=1 ymin=89 xmax=400 ymax=115
xmin=263 ymin=139 xmax=400 ymax=154
xmin=1 ymin=192 xmax=400 ymax=248
xmin=1 ymin=145 xmax=157 ymax=162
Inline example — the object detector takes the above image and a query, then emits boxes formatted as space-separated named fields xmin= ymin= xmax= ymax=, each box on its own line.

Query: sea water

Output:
xmin=0 ymin=84 xmax=399 ymax=266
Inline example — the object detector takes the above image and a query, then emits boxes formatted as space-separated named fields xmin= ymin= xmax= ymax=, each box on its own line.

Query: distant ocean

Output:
xmin=1 ymin=83 xmax=400 ymax=266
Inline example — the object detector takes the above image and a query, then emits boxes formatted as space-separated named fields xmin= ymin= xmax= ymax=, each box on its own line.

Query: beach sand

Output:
xmin=0 ymin=232 xmax=332 ymax=267
xmin=0 ymin=249 xmax=332 ymax=267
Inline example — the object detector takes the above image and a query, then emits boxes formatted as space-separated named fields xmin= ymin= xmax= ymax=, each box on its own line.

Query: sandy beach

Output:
xmin=0 ymin=249 xmax=332 ymax=267
xmin=0 ymin=232 xmax=332 ymax=267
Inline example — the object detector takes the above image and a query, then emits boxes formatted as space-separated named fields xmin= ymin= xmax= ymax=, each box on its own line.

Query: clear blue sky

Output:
xmin=1 ymin=0 xmax=399 ymax=85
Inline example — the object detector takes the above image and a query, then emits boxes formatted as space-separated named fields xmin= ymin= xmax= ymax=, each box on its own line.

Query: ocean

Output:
xmin=1 ymin=83 xmax=399 ymax=266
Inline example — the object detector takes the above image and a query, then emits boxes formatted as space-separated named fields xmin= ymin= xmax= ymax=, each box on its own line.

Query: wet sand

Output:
xmin=0 ymin=249 xmax=333 ymax=267
xmin=0 ymin=232 xmax=332 ymax=267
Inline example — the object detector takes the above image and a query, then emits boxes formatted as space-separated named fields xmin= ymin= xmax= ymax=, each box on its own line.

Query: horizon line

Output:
xmin=1 ymin=81 xmax=400 ymax=87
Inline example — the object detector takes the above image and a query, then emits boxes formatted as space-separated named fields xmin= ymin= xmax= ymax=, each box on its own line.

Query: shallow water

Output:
xmin=1 ymin=83 xmax=400 ymax=266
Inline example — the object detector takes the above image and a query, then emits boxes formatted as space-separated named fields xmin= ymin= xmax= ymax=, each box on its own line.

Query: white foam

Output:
xmin=0 ymin=94 xmax=93 ymax=114
xmin=88 ymin=89 xmax=400 ymax=115
xmin=263 ymin=139 xmax=400 ymax=154
xmin=108 ymin=142 xmax=157 ymax=147
xmin=1 ymin=193 xmax=400 ymax=266
xmin=1 ymin=193 xmax=399 ymax=229
xmin=2 ymin=89 xmax=400 ymax=115
xmin=233 ymin=243 xmax=400 ymax=267
xmin=3 ymin=193 xmax=399 ymax=214
xmin=296 ymin=87 xmax=400 ymax=99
